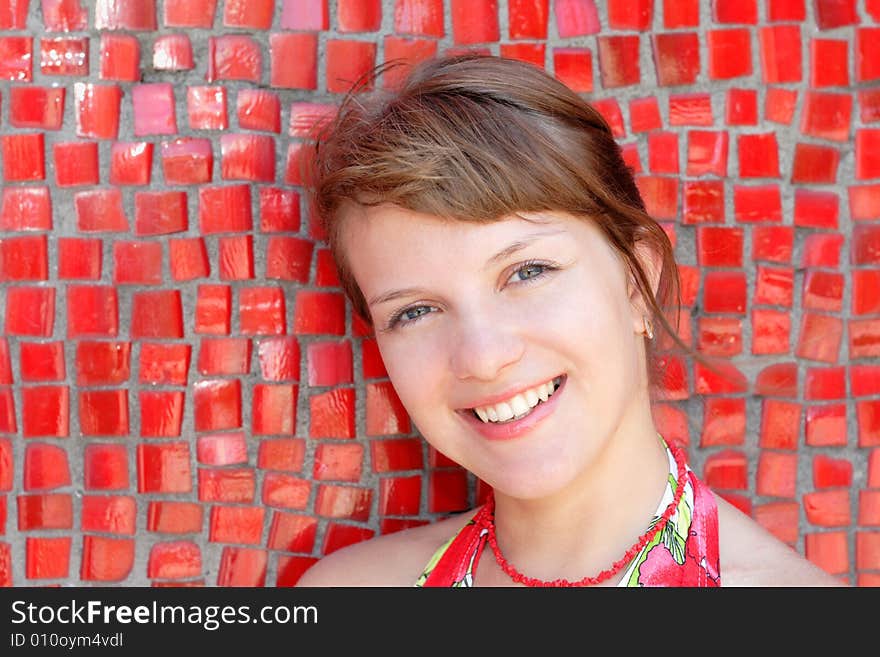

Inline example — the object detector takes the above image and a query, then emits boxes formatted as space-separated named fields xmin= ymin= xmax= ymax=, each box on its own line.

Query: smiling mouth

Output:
xmin=468 ymin=375 xmax=565 ymax=424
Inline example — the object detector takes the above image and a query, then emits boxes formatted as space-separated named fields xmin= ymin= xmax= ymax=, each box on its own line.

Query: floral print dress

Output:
xmin=415 ymin=436 xmax=721 ymax=587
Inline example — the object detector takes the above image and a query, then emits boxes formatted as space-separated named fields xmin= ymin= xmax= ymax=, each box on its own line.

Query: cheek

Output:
xmin=376 ymin=337 xmax=446 ymax=418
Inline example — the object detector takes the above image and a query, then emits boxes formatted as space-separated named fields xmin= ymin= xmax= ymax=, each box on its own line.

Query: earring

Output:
xmin=643 ymin=316 xmax=654 ymax=340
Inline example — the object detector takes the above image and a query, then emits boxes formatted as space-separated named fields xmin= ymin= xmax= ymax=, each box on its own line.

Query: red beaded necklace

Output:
xmin=483 ymin=441 xmax=688 ymax=587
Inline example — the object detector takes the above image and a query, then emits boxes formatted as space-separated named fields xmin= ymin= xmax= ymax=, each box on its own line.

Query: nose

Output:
xmin=448 ymin=311 xmax=525 ymax=382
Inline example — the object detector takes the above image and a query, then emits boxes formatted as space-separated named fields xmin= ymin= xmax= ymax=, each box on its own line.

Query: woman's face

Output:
xmin=342 ymin=204 xmax=652 ymax=499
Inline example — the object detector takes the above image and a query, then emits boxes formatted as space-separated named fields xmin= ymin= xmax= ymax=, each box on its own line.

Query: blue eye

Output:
xmin=514 ymin=263 xmax=547 ymax=281
xmin=385 ymin=304 xmax=435 ymax=330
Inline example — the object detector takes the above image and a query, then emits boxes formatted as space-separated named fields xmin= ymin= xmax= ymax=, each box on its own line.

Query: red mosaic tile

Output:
xmin=607 ymin=0 xmax=652 ymax=29
xmin=0 ymin=439 xmax=10 ymax=490
xmin=627 ymin=98 xmax=660 ymax=135
xmin=751 ymin=308 xmax=791 ymax=354
xmin=236 ymin=89 xmax=280 ymax=134
xmin=99 ymin=34 xmax=140 ymax=82
xmin=592 ymin=98 xmax=625 ymax=137
xmin=288 ymin=102 xmax=337 ymax=139
xmin=379 ymin=475 xmax=421 ymax=516
xmin=758 ymin=399 xmax=801 ymax=449
xmin=294 ymin=291 xmax=346 ymax=335
xmin=186 ymin=86 xmax=227 ymax=130
xmin=75 ymin=342 xmax=129 ymax=386
xmin=805 ymin=531 xmax=848 ymax=575
xmin=366 ymin=381 xmax=412 ymax=437
xmin=265 ymin=237 xmax=312 ymax=284
xmin=756 ymin=450 xmax=798 ymax=498
xmin=1 ymin=186 xmax=52 ymax=231
xmin=371 ymin=438 xmax=424 ymax=473
xmin=708 ymin=29 xmax=752 ymax=79
xmin=745 ymin=106 xmax=796 ymax=157
xmin=223 ymin=0 xmax=273 ymax=28
xmin=198 ymin=184 xmax=252 ymax=234
xmin=112 ymin=241 xmax=162 ymax=286
xmin=309 ymin=388 xmax=356 ymax=439
xmin=207 ymin=35 xmax=262 ymax=83
xmin=697 ymin=317 xmax=742 ymax=357
xmin=1 ymin=0 xmax=32 ymax=28
xmin=279 ymin=0 xmax=328 ymax=30
xmin=806 ymin=367 xmax=846 ymax=400
xmin=81 ymin=495 xmax=136 ymax=535
xmin=268 ymin=512 xmax=317 ymax=553
xmin=857 ymin=28 xmax=880 ymax=82
xmin=80 ymin=535 xmax=134 ymax=582
xmin=148 ymin=541 xmax=201 ymax=580
xmin=858 ymin=399 xmax=880 ymax=447
xmin=110 ymin=142 xmax=153 ymax=186
xmin=801 ymin=232 xmax=843 ymax=268
xmin=807 ymin=405 xmax=849 ymax=445
xmin=258 ymin=187 xmax=300 ymax=233
xmin=130 ymin=290 xmax=183 ymax=339
xmin=239 ymin=287 xmax=286 ymax=335
xmin=164 ymin=0 xmax=217 ymax=27
xmin=634 ymin=176 xmax=678 ymax=219
xmin=315 ymin=484 xmax=372 ymax=521
xmin=853 ymin=270 xmax=880 ymax=316
xmin=194 ymin=285 xmax=231 ymax=335
xmin=218 ymin=235 xmax=254 ymax=280
xmin=252 ymin=384 xmax=297 ymax=435
xmin=450 ymin=0 xmax=499 ymax=44
xmin=337 ymin=0 xmax=381 ymax=32
xmin=17 ymin=493 xmax=73 ymax=530
xmin=26 ymin=536 xmax=70 ymax=579
xmin=58 ymin=237 xmax=102 ymax=280
xmin=83 ymin=444 xmax=129 ymax=490
xmin=794 ymin=190 xmax=839 ymax=230
xmin=24 ymin=443 xmax=71 ymax=491
xmin=79 ymin=389 xmax=128 ymax=437
xmin=132 ymin=83 xmax=177 ymax=136
xmin=40 ymin=36 xmax=87 ymax=76
xmin=714 ymin=0 xmax=757 ymax=23
xmin=429 ymin=469 xmax=469 ymax=513
xmin=856 ymin=130 xmax=880 ymax=181
xmin=137 ymin=443 xmax=192 ymax=494
xmin=255 ymin=336 xmax=299 ymax=382
xmin=760 ymin=25 xmax=802 ymax=83
xmin=813 ymin=455 xmax=853 ymax=489
xmin=795 ymin=312 xmax=842 ymax=363
xmin=0 ymin=394 xmax=13 ymax=434
xmin=753 ymin=264 xmax=794 ymax=306
xmin=257 ymin=439 xmax=305 ymax=473
xmin=702 ymin=449 xmax=748 ymax=490
xmin=554 ymin=0 xmax=599 ymax=36
xmin=0 ymin=235 xmax=48 ymax=281
xmin=74 ymin=189 xmax=128 ymax=232
xmin=851 ymin=319 xmax=880 ymax=360
xmin=725 ymin=88 xmax=758 ymax=125
xmin=596 ymin=35 xmax=640 ymax=88
xmin=276 ymin=556 xmax=318 ymax=586
xmin=193 ymin=379 xmax=242 ymax=432
xmin=322 ymin=522 xmax=375 ymax=554
xmin=197 ymin=338 xmax=251 ymax=376
xmin=860 ymin=491 xmax=880 ymax=526
xmin=506 ymin=0 xmax=547 ymax=38
xmin=54 ymin=141 xmax=99 ymax=186
xmin=814 ymin=0 xmax=858 ymax=28
xmin=800 ymin=91 xmax=852 ymax=143
xmin=95 ymin=0 xmax=156 ymax=30
xmin=161 ymin=138 xmax=213 ymax=184
xmin=767 ymin=0 xmax=805 ymax=21
xmin=0 ymin=36 xmax=32 ymax=81
xmin=307 ymin=341 xmax=352 ymax=387
xmin=197 ymin=432 xmax=248 ymax=467
xmin=702 ymin=271 xmax=746 ymax=313
xmin=686 ymin=130 xmax=729 ymax=176
xmin=138 ymin=343 xmax=190 ymax=386
xmin=620 ymin=144 xmax=641 ymax=174
xmin=868 ymin=0 xmax=880 ymax=20
xmin=313 ymin=443 xmax=364 ymax=482
xmin=861 ymin=90 xmax=880 ymax=125
xmin=700 ymin=397 xmax=746 ymax=447
xmin=139 ymin=391 xmax=185 ymax=438
xmin=20 ymin=342 xmax=65 ymax=382
xmin=220 ymin=134 xmax=275 ymax=182
xmin=499 ymin=42 xmax=545 ymax=68
xmin=268 ymin=33 xmax=317 ymax=90
xmin=147 ymin=501 xmax=203 ymax=534
xmin=1 ymin=133 xmax=45 ymax=181
xmin=134 ymin=191 xmax=187 ymax=236
xmin=153 ymin=34 xmax=193 ymax=71
xmin=0 ymin=341 xmax=11 ymax=385
xmin=262 ymin=472 xmax=311 ymax=510
xmin=550 ymin=48 xmax=591 ymax=93
xmin=648 ymin=132 xmax=678 ymax=174
xmin=9 ymin=86 xmax=65 ymax=130
xmin=803 ymin=270 xmax=844 ymax=313
xmin=5 ymin=286 xmax=54 ymax=337
xmin=754 ymin=501 xmax=800 ymax=545
xmin=811 ymin=39 xmax=849 ymax=88
xmin=198 ymin=468 xmax=255 ymax=503
xmin=325 ymin=39 xmax=377 ymax=95
xmin=792 ymin=143 xmax=839 ymax=184
xmin=738 ymin=133 xmax=780 ymax=178
xmin=857 ymin=532 xmax=880 ymax=572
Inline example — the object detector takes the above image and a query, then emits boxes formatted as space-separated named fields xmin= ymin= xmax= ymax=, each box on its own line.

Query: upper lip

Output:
xmin=456 ymin=374 xmax=564 ymax=410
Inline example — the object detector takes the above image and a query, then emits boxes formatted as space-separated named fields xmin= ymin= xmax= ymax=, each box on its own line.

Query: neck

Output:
xmin=488 ymin=401 xmax=671 ymax=585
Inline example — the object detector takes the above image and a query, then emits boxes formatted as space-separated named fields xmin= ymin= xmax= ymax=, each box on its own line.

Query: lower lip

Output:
xmin=457 ymin=376 xmax=566 ymax=441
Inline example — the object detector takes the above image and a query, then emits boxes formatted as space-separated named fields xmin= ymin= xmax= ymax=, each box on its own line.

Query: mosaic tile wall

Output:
xmin=0 ymin=0 xmax=878 ymax=587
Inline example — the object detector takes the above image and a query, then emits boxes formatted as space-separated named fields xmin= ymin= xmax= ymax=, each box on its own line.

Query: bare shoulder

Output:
xmin=715 ymin=493 xmax=846 ymax=587
xmin=295 ymin=510 xmax=477 ymax=587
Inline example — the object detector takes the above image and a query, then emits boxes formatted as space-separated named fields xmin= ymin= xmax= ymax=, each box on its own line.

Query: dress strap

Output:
xmin=414 ymin=505 xmax=491 ymax=587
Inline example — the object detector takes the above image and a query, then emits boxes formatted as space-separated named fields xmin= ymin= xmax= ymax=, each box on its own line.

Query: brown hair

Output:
xmin=304 ymin=54 xmax=726 ymax=391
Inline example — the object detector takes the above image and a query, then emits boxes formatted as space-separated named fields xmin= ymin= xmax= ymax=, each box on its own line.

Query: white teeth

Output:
xmin=495 ymin=402 xmax=514 ymax=422
xmin=471 ymin=377 xmax=563 ymax=424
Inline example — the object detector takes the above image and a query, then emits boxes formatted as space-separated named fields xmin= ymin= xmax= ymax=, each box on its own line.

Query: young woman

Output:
xmin=297 ymin=55 xmax=842 ymax=587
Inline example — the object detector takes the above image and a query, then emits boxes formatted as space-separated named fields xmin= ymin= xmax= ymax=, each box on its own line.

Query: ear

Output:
xmin=626 ymin=241 xmax=663 ymax=334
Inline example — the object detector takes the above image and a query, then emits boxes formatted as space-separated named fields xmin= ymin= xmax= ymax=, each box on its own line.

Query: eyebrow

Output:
xmin=367 ymin=229 xmax=566 ymax=308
